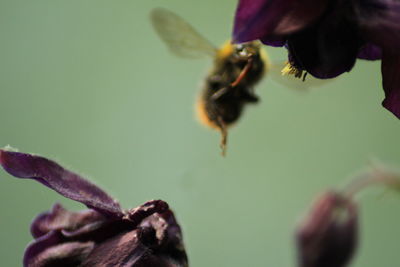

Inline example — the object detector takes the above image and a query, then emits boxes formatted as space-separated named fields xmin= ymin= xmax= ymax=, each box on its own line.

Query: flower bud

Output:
xmin=296 ymin=191 xmax=358 ymax=267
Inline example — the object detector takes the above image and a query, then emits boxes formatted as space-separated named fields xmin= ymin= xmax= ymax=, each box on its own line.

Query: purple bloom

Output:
xmin=296 ymin=191 xmax=358 ymax=267
xmin=0 ymin=149 xmax=188 ymax=267
xmin=233 ymin=0 xmax=400 ymax=118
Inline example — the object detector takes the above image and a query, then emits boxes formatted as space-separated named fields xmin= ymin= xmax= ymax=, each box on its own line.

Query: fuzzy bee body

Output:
xmin=151 ymin=8 xmax=332 ymax=155
xmin=198 ymin=41 xmax=266 ymax=131
xmin=151 ymin=8 xmax=268 ymax=155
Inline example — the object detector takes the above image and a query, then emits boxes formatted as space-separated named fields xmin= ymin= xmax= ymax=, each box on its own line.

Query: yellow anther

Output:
xmin=281 ymin=61 xmax=307 ymax=81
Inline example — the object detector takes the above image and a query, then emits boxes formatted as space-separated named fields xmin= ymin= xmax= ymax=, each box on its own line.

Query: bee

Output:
xmin=150 ymin=8 xmax=327 ymax=155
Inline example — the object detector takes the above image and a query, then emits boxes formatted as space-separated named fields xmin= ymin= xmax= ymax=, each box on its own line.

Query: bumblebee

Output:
xmin=150 ymin=8 xmax=270 ymax=155
xmin=151 ymin=8 xmax=329 ymax=155
xmin=195 ymin=41 xmax=267 ymax=155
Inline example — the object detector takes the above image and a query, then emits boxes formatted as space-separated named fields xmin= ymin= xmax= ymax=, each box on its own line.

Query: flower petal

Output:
xmin=24 ymin=231 xmax=62 ymax=267
xmin=31 ymin=203 xmax=106 ymax=239
xmin=287 ymin=14 xmax=360 ymax=78
xmin=82 ymin=211 xmax=188 ymax=267
xmin=126 ymin=199 xmax=169 ymax=225
xmin=233 ymin=0 xmax=292 ymax=43
xmin=260 ymin=35 xmax=287 ymax=47
xmin=272 ymin=0 xmax=329 ymax=35
xmin=81 ymin=230 xmax=151 ymax=267
xmin=232 ymin=0 xmax=328 ymax=43
xmin=0 ymin=150 xmax=123 ymax=217
xmin=357 ymin=43 xmax=382 ymax=60
xmin=381 ymin=52 xmax=400 ymax=118
xmin=358 ymin=0 xmax=400 ymax=52
xmin=61 ymin=200 xmax=170 ymax=241
xmin=25 ymin=230 xmax=94 ymax=267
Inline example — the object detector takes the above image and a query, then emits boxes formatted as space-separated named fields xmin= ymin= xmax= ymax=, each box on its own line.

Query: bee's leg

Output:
xmin=217 ymin=117 xmax=228 ymax=157
xmin=230 ymin=57 xmax=253 ymax=87
xmin=211 ymin=86 xmax=229 ymax=101
xmin=212 ymin=59 xmax=254 ymax=101
xmin=208 ymin=74 xmax=229 ymax=101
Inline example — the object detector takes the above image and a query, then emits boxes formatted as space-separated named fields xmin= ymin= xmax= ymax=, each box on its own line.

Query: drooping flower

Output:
xmin=233 ymin=0 xmax=400 ymax=118
xmin=295 ymin=165 xmax=400 ymax=267
xmin=0 ymin=149 xmax=188 ymax=267
xmin=296 ymin=191 xmax=358 ymax=267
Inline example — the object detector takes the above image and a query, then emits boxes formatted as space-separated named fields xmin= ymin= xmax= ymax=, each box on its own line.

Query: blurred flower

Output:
xmin=0 ymin=149 xmax=188 ymax=267
xmin=233 ymin=0 xmax=400 ymax=118
xmin=296 ymin=165 xmax=400 ymax=267
xmin=296 ymin=191 xmax=358 ymax=267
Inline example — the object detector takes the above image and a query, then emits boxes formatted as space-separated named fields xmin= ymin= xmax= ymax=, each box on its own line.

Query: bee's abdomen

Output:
xmin=197 ymin=80 xmax=244 ymax=129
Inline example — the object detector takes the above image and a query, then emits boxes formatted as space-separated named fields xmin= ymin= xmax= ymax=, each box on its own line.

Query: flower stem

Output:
xmin=343 ymin=164 xmax=400 ymax=198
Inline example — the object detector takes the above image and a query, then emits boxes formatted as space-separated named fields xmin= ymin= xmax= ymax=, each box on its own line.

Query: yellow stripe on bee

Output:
xmin=216 ymin=40 xmax=234 ymax=61
xmin=195 ymin=97 xmax=219 ymax=129
xmin=216 ymin=40 xmax=271 ymax=77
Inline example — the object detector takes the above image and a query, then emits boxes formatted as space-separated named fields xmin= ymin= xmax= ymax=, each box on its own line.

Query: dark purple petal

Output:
xmin=233 ymin=0 xmax=292 ymax=43
xmin=24 ymin=231 xmax=62 ymax=267
xmin=381 ymin=52 xmax=400 ymax=118
xmin=260 ymin=35 xmax=287 ymax=47
xmin=25 ymin=230 xmax=94 ymax=267
xmin=357 ymin=0 xmax=400 ymax=52
xmin=233 ymin=0 xmax=328 ymax=43
xmin=152 ymin=210 xmax=188 ymax=266
xmin=296 ymin=192 xmax=358 ymax=267
xmin=287 ymin=11 xmax=360 ymax=78
xmin=272 ymin=0 xmax=329 ymax=35
xmin=126 ymin=199 xmax=169 ymax=225
xmin=357 ymin=43 xmax=382 ymax=60
xmin=82 ymin=211 xmax=188 ymax=267
xmin=31 ymin=203 xmax=106 ymax=239
xmin=0 ymin=150 xmax=123 ymax=217
xmin=60 ymin=200 xmax=170 ymax=241
xmin=81 ymin=230 xmax=150 ymax=267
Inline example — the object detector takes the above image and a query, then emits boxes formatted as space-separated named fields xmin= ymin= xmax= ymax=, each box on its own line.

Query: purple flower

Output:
xmin=233 ymin=0 xmax=400 ymax=118
xmin=296 ymin=191 xmax=358 ymax=267
xmin=0 ymin=149 xmax=188 ymax=267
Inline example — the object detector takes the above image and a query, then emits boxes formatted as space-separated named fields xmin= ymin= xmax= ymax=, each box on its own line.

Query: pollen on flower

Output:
xmin=281 ymin=61 xmax=307 ymax=81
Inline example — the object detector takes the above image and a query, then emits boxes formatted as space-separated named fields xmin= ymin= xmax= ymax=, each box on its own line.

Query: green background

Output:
xmin=1 ymin=1 xmax=399 ymax=266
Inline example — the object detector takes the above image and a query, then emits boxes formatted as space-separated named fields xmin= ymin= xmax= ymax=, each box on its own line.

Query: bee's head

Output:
xmin=233 ymin=41 xmax=261 ymax=60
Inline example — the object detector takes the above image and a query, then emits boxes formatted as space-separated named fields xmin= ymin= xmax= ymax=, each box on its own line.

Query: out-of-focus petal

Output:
xmin=233 ymin=0 xmax=328 ymax=43
xmin=357 ymin=43 xmax=382 ymax=60
xmin=272 ymin=0 xmax=329 ymax=35
xmin=0 ymin=150 xmax=123 ymax=217
xmin=381 ymin=52 xmax=400 ymax=118
xmin=260 ymin=35 xmax=287 ymax=47
xmin=233 ymin=0 xmax=290 ymax=43
xmin=287 ymin=14 xmax=360 ymax=78
xmin=296 ymin=191 xmax=358 ymax=267
xmin=31 ymin=203 xmax=106 ymax=239
xmin=358 ymin=0 xmax=400 ymax=52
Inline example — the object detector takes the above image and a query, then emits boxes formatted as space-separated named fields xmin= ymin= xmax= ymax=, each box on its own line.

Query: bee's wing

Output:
xmin=268 ymin=61 xmax=335 ymax=90
xmin=150 ymin=8 xmax=218 ymax=59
